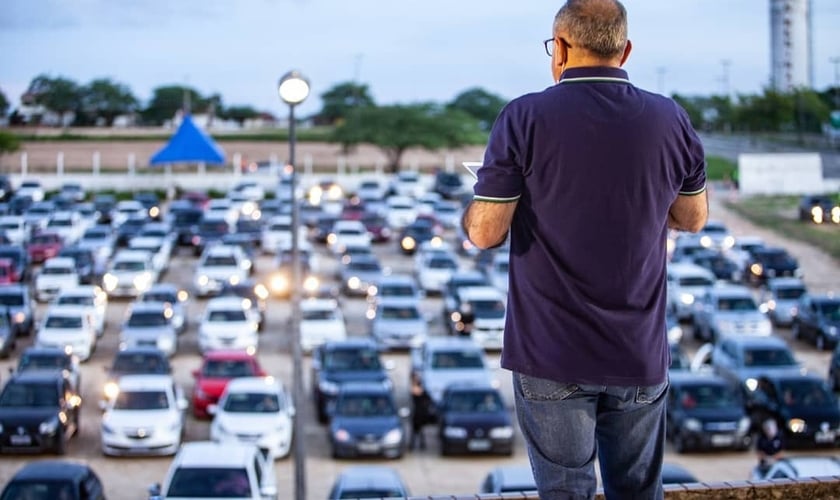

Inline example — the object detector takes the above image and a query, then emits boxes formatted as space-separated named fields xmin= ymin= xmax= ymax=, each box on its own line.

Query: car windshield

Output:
xmin=168 ymin=467 xmax=252 ymax=498
xmin=208 ymin=309 xmax=247 ymax=322
xmin=446 ymin=391 xmax=503 ymax=413
xmin=717 ymin=297 xmax=757 ymax=311
xmin=128 ymin=312 xmax=167 ymax=327
xmin=30 ymin=234 xmax=59 ymax=245
xmin=142 ymin=292 xmax=177 ymax=303
xmin=779 ymin=380 xmax=834 ymax=408
xmin=202 ymin=360 xmax=255 ymax=378
xmin=338 ymin=489 xmax=405 ymax=500
xmin=349 ymin=261 xmax=380 ymax=272
xmin=113 ymin=390 xmax=169 ymax=410
xmin=113 ymin=260 xmax=146 ymax=271
xmin=44 ymin=315 xmax=83 ymax=329
xmin=0 ymin=383 xmax=58 ymax=407
xmin=428 ymin=257 xmax=456 ymax=270
xmin=42 ymin=266 xmax=73 ymax=275
xmin=0 ymin=293 xmax=23 ymax=306
xmin=744 ymin=348 xmax=797 ymax=367
xmin=113 ymin=354 xmax=168 ymax=374
xmin=471 ymin=299 xmax=505 ymax=319
xmin=818 ymin=301 xmax=840 ymax=320
xmin=223 ymin=392 xmax=281 ymax=413
xmin=19 ymin=354 xmax=68 ymax=371
xmin=205 ymin=256 xmax=238 ymax=267
xmin=431 ymin=350 xmax=485 ymax=369
xmin=679 ymin=276 xmax=713 ymax=287
xmin=760 ymin=251 xmax=794 ymax=265
xmin=380 ymin=306 xmax=419 ymax=320
xmin=324 ymin=349 xmax=382 ymax=371
xmin=337 ymin=394 xmax=395 ymax=417
xmin=379 ymin=284 xmax=415 ymax=297
xmin=678 ymin=384 xmax=739 ymax=409
xmin=0 ymin=481 xmax=76 ymax=500
xmin=775 ymin=287 xmax=806 ymax=300
xmin=302 ymin=308 xmax=336 ymax=321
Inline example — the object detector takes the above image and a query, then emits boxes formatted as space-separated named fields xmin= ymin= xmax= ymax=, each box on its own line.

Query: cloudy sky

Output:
xmin=1 ymin=0 xmax=839 ymax=117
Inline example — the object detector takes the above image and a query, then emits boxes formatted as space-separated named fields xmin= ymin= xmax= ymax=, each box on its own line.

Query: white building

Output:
xmin=769 ymin=0 xmax=813 ymax=92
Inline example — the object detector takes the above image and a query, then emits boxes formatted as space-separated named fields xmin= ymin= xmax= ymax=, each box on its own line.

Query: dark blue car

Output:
xmin=328 ymin=382 xmax=404 ymax=459
xmin=438 ymin=382 xmax=514 ymax=456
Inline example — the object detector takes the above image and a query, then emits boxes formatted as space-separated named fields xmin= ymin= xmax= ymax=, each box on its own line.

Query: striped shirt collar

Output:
xmin=558 ymin=67 xmax=631 ymax=85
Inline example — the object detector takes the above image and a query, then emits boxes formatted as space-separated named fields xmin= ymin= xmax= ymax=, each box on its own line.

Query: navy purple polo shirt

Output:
xmin=474 ymin=66 xmax=706 ymax=386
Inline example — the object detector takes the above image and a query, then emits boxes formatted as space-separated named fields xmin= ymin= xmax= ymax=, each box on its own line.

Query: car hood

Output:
xmin=121 ymin=326 xmax=176 ymax=340
xmin=216 ymin=412 xmax=290 ymax=431
xmin=0 ymin=407 xmax=58 ymax=425
xmin=38 ymin=327 xmax=89 ymax=340
xmin=195 ymin=378 xmax=233 ymax=397
xmin=713 ymin=311 xmax=767 ymax=323
xmin=782 ymin=404 xmax=840 ymax=424
xmin=680 ymin=407 xmax=745 ymax=422
xmin=442 ymin=411 xmax=510 ymax=428
xmin=331 ymin=415 xmax=400 ymax=435
xmin=733 ymin=366 xmax=803 ymax=382
xmin=373 ymin=319 xmax=426 ymax=335
xmin=198 ymin=267 xmax=245 ymax=280
xmin=324 ymin=370 xmax=388 ymax=385
xmin=104 ymin=409 xmax=177 ymax=428
xmin=200 ymin=322 xmax=255 ymax=336
xmin=425 ymin=370 xmax=490 ymax=401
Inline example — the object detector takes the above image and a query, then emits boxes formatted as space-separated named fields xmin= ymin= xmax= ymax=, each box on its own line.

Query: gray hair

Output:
xmin=554 ymin=0 xmax=628 ymax=59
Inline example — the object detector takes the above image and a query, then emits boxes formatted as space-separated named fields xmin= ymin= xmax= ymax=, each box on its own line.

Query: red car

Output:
xmin=0 ymin=259 xmax=19 ymax=284
xmin=191 ymin=350 xmax=266 ymax=418
xmin=27 ymin=231 xmax=63 ymax=264
xmin=180 ymin=190 xmax=210 ymax=210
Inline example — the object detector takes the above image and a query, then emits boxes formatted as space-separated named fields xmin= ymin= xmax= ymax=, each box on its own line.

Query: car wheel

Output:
xmin=816 ymin=334 xmax=826 ymax=351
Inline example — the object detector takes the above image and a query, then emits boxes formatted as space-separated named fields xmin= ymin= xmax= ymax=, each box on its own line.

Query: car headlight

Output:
xmin=828 ymin=326 xmax=838 ymax=337
xmin=101 ymin=422 xmax=115 ymax=434
xmin=382 ymin=428 xmax=403 ymax=445
xmin=722 ymin=236 xmax=735 ymax=249
xmin=401 ymin=237 xmax=416 ymax=251
xmin=319 ymin=380 xmax=340 ymax=395
xmin=333 ymin=428 xmax=350 ymax=442
xmin=679 ymin=293 xmax=694 ymax=306
xmin=490 ymin=426 xmax=514 ymax=439
xmin=684 ymin=418 xmax=702 ymax=432
xmin=788 ymin=418 xmax=806 ymax=433
xmin=347 ymin=277 xmax=361 ymax=290
xmin=133 ymin=272 xmax=152 ymax=291
xmin=699 ymin=235 xmax=712 ymax=248
xmin=197 ymin=275 xmax=210 ymax=286
xmin=745 ymin=378 xmax=758 ymax=392
xmin=39 ymin=418 xmax=59 ymax=435
xmin=270 ymin=274 xmax=290 ymax=294
xmin=444 ymin=426 xmax=467 ymax=439
xmin=667 ymin=325 xmax=683 ymax=344
xmin=12 ymin=312 xmax=25 ymax=324
xmin=738 ymin=417 xmax=751 ymax=434
xmin=103 ymin=273 xmax=118 ymax=291
xmin=750 ymin=263 xmax=764 ymax=276
xmin=104 ymin=381 xmax=119 ymax=400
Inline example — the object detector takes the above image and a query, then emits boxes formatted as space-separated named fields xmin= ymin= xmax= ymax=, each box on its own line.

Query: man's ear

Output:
xmin=619 ymin=40 xmax=632 ymax=66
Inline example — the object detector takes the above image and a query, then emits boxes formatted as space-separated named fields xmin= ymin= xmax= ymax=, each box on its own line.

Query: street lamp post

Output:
xmin=277 ymin=70 xmax=310 ymax=500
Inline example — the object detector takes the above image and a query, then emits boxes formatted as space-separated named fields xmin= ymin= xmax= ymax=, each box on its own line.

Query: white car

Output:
xmin=456 ymin=286 xmax=507 ymax=350
xmin=666 ymin=262 xmax=717 ymax=322
xmin=390 ymin=171 xmax=426 ymax=198
xmin=416 ymin=251 xmax=459 ymax=294
xmin=231 ymin=180 xmax=266 ymax=202
xmin=199 ymin=296 xmax=260 ymax=353
xmin=111 ymin=200 xmax=147 ymax=228
xmin=119 ymin=302 xmax=179 ymax=357
xmin=52 ymin=285 xmax=108 ymax=337
xmin=300 ymin=298 xmax=347 ymax=353
xmin=78 ymin=224 xmax=116 ymax=266
xmin=261 ymin=215 xmax=293 ymax=254
xmin=45 ymin=211 xmax=84 ymax=245
xmin=207 ymin=198 xmax=240 ymax=228
xmin=150 ymin=441 xmax=278 ymax=500
xmin=209 ymin=377 xmax=295 ymax=459
xmin=102 ymin=249 xmax=158 ymax=298
xmin=128 ymin=235 xmax=171 ymax=275
xmin=433 ymin=200 xmax=462 ymax=229
xmin=0 ymin=215 xmax=27 ymax=245
xmin=100 ymin=374 xmax=187 ymax=456
xmin=35 ymin=306 xmax=97 ymax=362
xmin=411 ymin=337 xmax=494 ymax=406
xmin=327 ymin=220 xmax=371 ymax=255
xmin=17 ymin=179 xmax=45 ymax=202
xmin=368 ymin=298 xmax=429 ymax=349
xmin=34 ymin=257 xmax=80 ymax=303
xmin=194 ymin=245 xmax=252 ymax=297
xmin=356 ymin=178 xmax=388 ymax=204
xmin=385 ymin=195 xmax=418 ymax=229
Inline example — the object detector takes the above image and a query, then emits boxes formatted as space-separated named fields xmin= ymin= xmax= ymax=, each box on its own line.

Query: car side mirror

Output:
xmin=148 ymin=483 xmax=162 ymax=500
xmin=260 ymin=485 xmax=278 ymax=499
xmin=288 ymin=405 xmax=296 ymax=417
xmin=207 ymin=404 xmax=218 ymax=416
xmin=177 ymin=398 xmax=188 ymax=411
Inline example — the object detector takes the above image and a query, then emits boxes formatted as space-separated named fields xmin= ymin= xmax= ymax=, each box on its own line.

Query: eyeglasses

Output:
xmin=543 ymin=37 xmax=572 ymax=57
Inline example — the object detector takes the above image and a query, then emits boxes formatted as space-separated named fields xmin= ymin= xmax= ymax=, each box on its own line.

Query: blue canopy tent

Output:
xmin=149 ymin=115 xmax=226 ymax=166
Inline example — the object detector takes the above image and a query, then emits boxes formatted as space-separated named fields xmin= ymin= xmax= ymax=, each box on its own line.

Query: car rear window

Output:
xmin=168 ymin=467 xmax=251 ymax=498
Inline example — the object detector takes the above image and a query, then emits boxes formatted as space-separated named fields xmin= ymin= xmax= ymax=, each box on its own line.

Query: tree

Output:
xmin=671 ymin=94 xmax=704 ymax=130
xmin=22 ymin=74 xmax=82 ymax=126
xmin=220 ymin=105 xmax=260 ymax=126
xmin=447 ymin=87 xmax=507 ymax=131
xmin=80 ymin=78 xmax=139 ymax=126
xmin=0 ymin=88 xmax=9 ymax=118
xmin=0 ymin=131 xmax=20 ymax=172
xmin=142 ymin=85 xmax=207 ymax=125
xmin=318 ymin=82 xmax=375 ymax=125
xmin=332 ymin=103 xmax=483 ymax=173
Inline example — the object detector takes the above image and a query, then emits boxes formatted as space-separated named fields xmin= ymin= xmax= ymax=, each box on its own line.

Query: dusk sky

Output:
xmin=2 ymin=0 xmax=839 ymax=118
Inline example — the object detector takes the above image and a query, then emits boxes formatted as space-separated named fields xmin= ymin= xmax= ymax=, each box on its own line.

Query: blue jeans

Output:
xmin=513 ymin=372 xmax=668 ymax=500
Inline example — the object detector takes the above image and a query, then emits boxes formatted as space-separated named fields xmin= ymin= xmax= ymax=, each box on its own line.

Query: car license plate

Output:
xmin=357 ymin=442 xmax=380 ymax=453
xmin=711 ymin=434 xmax=734 ymax=447
xmin=10 ymin=434 xmax=31 ymax=446
xmin=467 ymin=439 xmax=491 ymax=451
xmin=816 ymin=430 xmax=836 ymax=443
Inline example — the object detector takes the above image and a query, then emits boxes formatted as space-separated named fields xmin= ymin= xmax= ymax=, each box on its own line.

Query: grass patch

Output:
xmin=724 ymin=195 xmax=840 ymax=263
xmin=706 ymin=156 xmax=735 ymax=182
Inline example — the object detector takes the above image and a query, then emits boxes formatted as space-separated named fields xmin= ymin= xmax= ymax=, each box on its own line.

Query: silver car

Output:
xmin=369 ymin=298 xmax=428 ymax=350
xmin=693 ymin=285 xmax=773 ymax=343
xmin=119 ymin=302 xmax=178 ymax=357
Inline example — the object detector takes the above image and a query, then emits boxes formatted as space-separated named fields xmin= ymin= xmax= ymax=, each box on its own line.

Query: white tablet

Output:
xmin=462 ymin=161 xmax=483 ymax=179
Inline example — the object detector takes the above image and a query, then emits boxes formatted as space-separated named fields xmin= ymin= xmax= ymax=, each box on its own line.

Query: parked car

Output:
xmin=119 ymin=301 xmax=179 ymax=357
xmin=411 ymin=337 xmax=494 ymax=407
xmin=666 ymin=262 xmax=717 ymax=322
xmin=368 ymin=298 xmax=429 ymax=350
xmin=707 ymin=334 xmax=802 ymax=396
xmin=744 ymin=246 xmax=802 ymax=286
xmin=52 ymin=285 xmax=108 ymax=337
xmin=798 ymin=194 xmax=840 ymax=224
xmin=198 ymin=296 xmax=260 ymax=354
xmin=338 ymin=253 xmax=385 ymax=297
xmin=791 ymin=294 xmax=840 ymax=351
xmin=194 ymin=244 xmax=252 ymax=298
xmin=415 ymin=249 xmax=459 ymax=294
xmin=209 ymin=376 xmax=295 ymax=459
xmin=327 ymin=465 xmax=410 ymax=499
xmin=0 ymin=371 xmax=81 ymax=455
xmin=27 ymin=230 xmax=64 ymax=265
xmin=102 ymin=346 xmax=172 ymax=403
xmin=752 ymin=455 xmax=840 ymax=480
xmin=16 ymin=346 xmax=81 ymax=394
xmin=451 ymin=286 xmax=506 ymax=350
xmin=218 ymin=279 xmax=269 ymax=332
xmin=0 ymin=244 xmax=30 ymax=283
xmin=661 ymin=462 xmax=700 ymax=484
xmin=34 ymin=257 xmax=80 ymax=303
xmin=300 ymin=298 xmax=348 ymax=353
xmin=0 ymin=306 xmax=15 ymax=357
xmin=746 ymin=372 xmax=840 ymax=448
xmin=0 ymin=215 xmax=27 ymax=245
xmin=688 ymin=249 xmax=741 ymax=283
xmin=759 ymin=277 xmax=808 ymax=327
xmin=102 ymin=249 xmax=158 ymax=299
xmin=665 ymin=371 xmax=751 ymax=453
xmin=0 ymin=460 xmax=106 ymax=500
xmin=138 ymin=283 xmax=190 ymax=334
xmin=442 ymin=270 xmax=492 ymax=332
xmin=433 ymin=170 xmax=467 ymax=200
xmin=328 ymin=381 xmax=405 ymax=459
xmin=692 ymin=285 xmax=773 ymax=343
xmin=190 ymin=213 xmax=231 ymax=256
xmin=480 ymin=464 xmax=537 ymax=494
xmin=100 ymin=374 xmax=187 ymax=456
xmin=149 ymin=441 xmax=277 ymax=500
xmin=35 ymin=306 xmax=97 ymax=362
xmin=367 ymin=274 xmax=424 ymax=307
xmin=438 ymin=382 xmax=514 ymax=456
xmin=0 ymin=283 xmax=35 ymax=336
xmin=58 ymin=245 xmax=99 ymax=285
xmin=168 ymin=201 xmax=204 ymax=246
xmin=191 ymin=350 xmax=266 ymax=418
xmin=311 ymin=338 xmax=391 ymax=424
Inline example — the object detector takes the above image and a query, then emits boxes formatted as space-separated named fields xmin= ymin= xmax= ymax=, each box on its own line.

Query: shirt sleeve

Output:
xmin=473 ymin=103 xmax=524 ymax=203
xmin=676 ymin=107 xmax=707 ymax=196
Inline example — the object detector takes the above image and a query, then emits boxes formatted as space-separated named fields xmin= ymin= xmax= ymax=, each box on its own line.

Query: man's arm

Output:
xmin=462 ymin=199 xmax=518 ymax=249
xmin=668 ymin=191 xmax=708 ymax=233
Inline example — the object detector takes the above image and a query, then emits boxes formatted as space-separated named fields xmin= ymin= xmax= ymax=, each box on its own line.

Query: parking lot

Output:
xmin=0 ymin=181 xmax=838 ymax=499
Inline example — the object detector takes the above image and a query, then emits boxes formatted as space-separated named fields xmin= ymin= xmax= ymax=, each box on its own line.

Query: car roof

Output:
xmin=224 ymin=376 xmax=283 ymax=394
xmin=776 ymin=456 xmax=840 ymax=476
xmin=423 ymin=336 xmax=482 ymax=350
xmin=9 ymin=370 xmax=65 ymax=384
xmin=322 ymin=338 xmax=380 ymax=351
xmin=667 ymin=262 xmax=716 ymax=276
xmin=488 ymin=464 xmax=536 ymax=489
xmin=766 ymin=277 xmax=806 ymax=288
xmin=206 ymin=296 xmax=250 ymax=309
xmin=43 ymin=257 xmax=77 ymax=268
xmin=301 ymin=298 xmax=340 ymax=310
xmin=9 ymin=460 xmax=93 ymax=482
xmin=717 ymin=334 xmax=790 ymax=348
xmin=707 ymin=284 xmax=754 ymax=297
xmin=172 ymin=441 xmax=260 ymax=468
xmin=56 ymin=285 xmax=102 ymax=297
xmin=129 ymin=301 xmax=171 ymax=314
xmin=336 ymin=465 xmax=405 ymax=490
xmin=203 ymin=349 xmax=258 ymax=361
xmin=338 ymin=381 xmax=393 ymax=395
xmin=114 ymin=346 xmax=168 ymax=357
xmin=668 ymin=371 xmax=732 ymax=386
xmin=115 ymin=374 xmax=175 ymax=391
xmin=458 ymin=286 xmax=505 ymax=300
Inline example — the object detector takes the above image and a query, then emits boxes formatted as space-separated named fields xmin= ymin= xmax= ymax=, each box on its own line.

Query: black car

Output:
xmin=830 ymin=344 xmax=840 ymax=392
xmin=312 ymin=213 xmax=340 ymax=244
xmin=397 ymin=219 xmax=439 ymax=255
xmin=798 ymin=194 xmax=839 ymax=224
xmin=16 ymin=346 xmax=82 ymax=394
xmin=102 ymin=346 xmax=172 ymax=402
xmin=438 ymin=383 xmax=514 ymax=456
xmin=792 ymin=294 xmax=840 ymax=351
xmin=190 ymin=214 xmax=230 ymax=256
xmin=0 ymin=371 xmax=80 ymax=455
xmin=660 ymin=462 xmax=699 ymax=485
xmin=0 ymin=175 xmax=13 ymax=202
xmin=328 ymin=382 xmax=405 ymax=459
xmin=666 ymin=372 xmax=751 ymax=453
xmin=58 ymin=245 xmax=98 ymax=285
xmin=168 ymin=201 xmax=204 ymax=246
xmin=689 ymin=249 xmax=741 ymax=282
xmin=92 ymin=194 xmax=116 ymax=225
xmin=233 ymin=217 xmax=264 ymax=249
xmin=311 ymin=339 xmax=391 ymax=423
xmin=0 ymin=306 xmax=15 ymax=357
xmin=133 ymin=191 xmax=162 ymax=220
xmin=744 ymin=246 xmax=800 ymax=286
xmin=0 ymin=244 xmax=30 ymax=282
xmin=0 ymin=460 xmax=106 ymax=500
xmin=746 ymin=373 xmax=840 ymax=449
xmin=433 ymin=171 xmax=466 ymax=200
xmin=0 ymin=283 xmax=35 ymax=336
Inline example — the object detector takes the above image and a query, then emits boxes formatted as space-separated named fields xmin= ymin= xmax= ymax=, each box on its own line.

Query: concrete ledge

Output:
xmin=404 ymin=476 xmax=840 ymax=500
